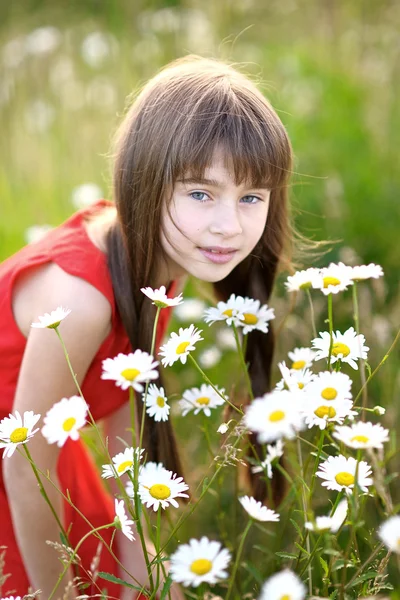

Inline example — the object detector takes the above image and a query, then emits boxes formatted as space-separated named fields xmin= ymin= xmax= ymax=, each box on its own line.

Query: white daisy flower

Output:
xmin=333 ymin=421 xmax=389 ymax=450
xmin=239 ymin=496 xmax=280 ymax=522
xmin=215 ymin=328 xmax=237 ymax=351
xmin=302 ymin=397 xmax=356 ymax=430
xmin=275 ymin=362 xmax=315 ymax=393
xmin=31 ymin=306 xmax=71 ymax=329
xmin=101 ymin=350 xmax=159 ymax=392
xmin=306 ymin=371 xmax=352 ymax=403
xmin=101 ymin=447 xmax=144 ymax=479
xmin=284 ymin=267 xmax=321 ymax=292
xmin=140 ymin=285 xmax=183 ymax=308
xmin=144 ymin=384 xmax=170 ymax=422
xmin=159 ymin=324 xmax=203 ymax=367
xmin=258 ymin=569 xmax=306 ymax=600
xmin=203 ymin=294 xmax=251 ymax=326
xmin=174 ymin=298 xmax=206 ymax=322
xmin=198 ymin=346 xmax=222 ymax=369
xmin=179 ymin=384 xmax=226 ymax=417
xmin=349 ymin=263 xmax=384 ymax=281
xmin=311 ymin=327 xmax=369 ymax=370
xmin=251 ymin=440 xmax=285 ymax=477
xmin=305 ymin=499 xmax=348 ymax=533
xmin=0 ymin=411 xmax=41 ymax=458
xmin=217 ymin=422 xmax=229 ymax=434
xmin=41 ymin=396 xmax=88 ymax=447
xmin=169 ymin=536 xmax=231 ymax=588
xmin=287 ymin=347 xmax=316 ymax=370
xmin=71 ymin=182 xmax=103 ymax=209
xmin=244 ymin=390 xmax=305 ymax=444
xmin=235 ymin=300 xmax=275 ymax=335
xmin=316 ymin=455 xmax=373 ymax=493
xmin=114 ymin=499 xmax=135 ymax=541
xmin=378 ymin=515 xmax=400 ymax=554
xmin=1 ymin=596 xmax=23 ymax=600
xmin=312 ymin=262 xmax=354 ymax=295
xmin=138 ymin=462 xmax=189 ymax=511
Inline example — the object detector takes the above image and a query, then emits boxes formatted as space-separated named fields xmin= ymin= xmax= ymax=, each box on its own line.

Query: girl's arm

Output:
xmin=4 ymin=262 xmax=112 ymax=599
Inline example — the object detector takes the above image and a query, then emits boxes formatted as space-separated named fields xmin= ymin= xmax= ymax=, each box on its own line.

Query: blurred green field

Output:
xmin=1 ymin=0 xmax=400 ymax=596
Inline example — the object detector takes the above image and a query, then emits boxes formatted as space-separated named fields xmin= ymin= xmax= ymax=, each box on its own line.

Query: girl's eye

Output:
xmin=190 ymin=191 xmax=209 ymax=202
xmin=240 ymin=195 xmax=261 ymax=204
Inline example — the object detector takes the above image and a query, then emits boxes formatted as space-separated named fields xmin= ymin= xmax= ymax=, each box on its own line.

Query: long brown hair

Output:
xmin=106 ymin=55 xmax=293 ymax=489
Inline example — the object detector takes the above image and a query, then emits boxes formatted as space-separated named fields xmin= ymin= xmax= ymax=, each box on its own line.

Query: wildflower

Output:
xmin=302 ymin=397 xmax=356 ymax=430
xmin=239 ymin=496 xmax=280 ymax=522
xmin=179 ymin=384 xmax=226 ymax=417
xmin=114 ymin=499 xmax=135 ymax=541
xmin=198 ymin=346 xmax=222 ymax=369
xmin=31 ymin=306 xmax=71 ymax=329
xmin=101 ymin=447 xmax=144 ymax=479
xmin=349 ymin=263 xmax=384 ymax=281
xmin=373 ymin=405 xmax=386 ymax=416
xmin=143 ymin=384 xmax=170 ymax=422
xmin=244 ymin=390 xmax=304 ymax=444
xmin=215 ymin=328 xmax=237 ymax=350
xmin=306 ymin=371 xmax=352 ymax=403
xmin=217 ymin=422 xmax=229 ymax=434
xmin=333 ymin=421 xmax=389 ymax=450
xmin=138 ymin=462 xmax=189 ymax=511
xmin=312 ymin=327 xmax=369 ymax=370
xmin=316 ymin=455 xmax=373 ymax=494
xmin=159 ymin=324 xmax=203 ymax=367
xmin=251 ymin=440 xmax=285 ymax=477
xmin=287 ymin=347 xmax=316 ymax=370
xmin=0 ymin=411 xmax=41 ymax=458
xmin=174 ymin=298 xmax=206 ymax=322
xmin=41 ymin=396 xmax=88 ymax=447
xmin=235 ymin=300 xmax=275 ymax=335
xmin=140 ymin=285 xmax=183 ymax=308
xmin=312 ymin=262 xmax=354 ymax=295
xmin=169 ymin=537 xmax=231 ymax=588
xmin=284 ymin=267 xmax=321 ymax=292
xmin=305 ymin=499 xmax=347 ymax=533
xmin=101 ymin=350 xmax=158 ymax=392
xmin=275 ymin=362 xmax=314 ymax=393
xmin=378 ymin=516 xmax=400 ymax=553
xmin=258 ymin=569 xmax=306 ymax=600
xmin=203 ymin=294 xmax=252 ymax=326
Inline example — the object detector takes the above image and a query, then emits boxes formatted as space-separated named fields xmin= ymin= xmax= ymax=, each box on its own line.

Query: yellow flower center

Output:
xmin=350 ymin=435 xmax=369 ymax=444
xmin=10 ymin=427 xmax=28 ymax=443
xmin=63 ymin=417 xmax=76 ymax=432
xmin=117 ymin=460 xmax=133 ymax=473
xmin=323 ymin=276 xmax=341 ymax=287
xmin=176 ymin=341 xmax=190 ymax=354
xmin=332 ymin=342 xmax=350 ymax=357
xmin=149 ymin=484 xmax=171 ymax=500
xmin=243 ymin=312 xmax=258 ymax=325
xmin=298 ymin=382 xmax=304 ymax=390
xmin=269 ymin=410 xmax=285 ymax=422
xmin=190 ymin=558 xmax=213 ymax=575
xmin=314 ymin=405 xmax=336 ymax=419
xmin=280 ymin=596 xmax=292 ymax=600
xmin=156 ymin=396 xmax=165 ymax=407
xmin=121 ymin=368 xmax=140 ymax=381
xmin=321 ymin=387 xmax=337 ymax=400
xmin=196 ymin=396 xmax=210 ymax=405
xmin=292 ymin=360 xmax=306 ymax=370
xmin=335 ymin=472 xmax=355 ymax=486
xmin=223 ymin=309 xmax=233 ymax=317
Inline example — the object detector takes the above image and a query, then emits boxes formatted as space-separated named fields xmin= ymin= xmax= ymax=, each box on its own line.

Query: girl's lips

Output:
xmin=198 ymin=247 xmax=237 ymax=264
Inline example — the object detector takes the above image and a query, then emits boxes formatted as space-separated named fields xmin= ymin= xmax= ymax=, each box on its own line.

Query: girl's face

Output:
xmin=159 ymin=149 xmax=271 ymax=283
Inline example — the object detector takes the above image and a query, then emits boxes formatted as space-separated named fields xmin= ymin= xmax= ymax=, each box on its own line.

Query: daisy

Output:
xmin=101 ymin=350 xmax=158 ymax=392
xmin=244 ymin=390 xmax=305 ymax=444
xmin=312 ymin=262 xmax=354 ymax=295
xmin=31 ymin=306 xmax=71 ymax=329
xmin=159 ymin=324 xmax=203 ymax=367
xmin=140 ymin=285 xmax=183 ymax=308
xmin=305 ymin=499 xmax=347 ymax=533
xmin=284 ymin=267 xmax=321 ymax=292
xmin=239 ymin=496 xmax=280 ymax=522
xmin=311 ymin=327 xmax=369 ymax=370
xmin=169 ymin=536 xmax=231 ymax=588
xmin=251 ymin=440 xmax=285 ymax=477
xmin=143 ymin=384 xmax=170 ymax=422
xmin=275 ymin=362 xmax=314 ymax=393
xmin=302 ymin=397 xmax=356 ymax=430
xmin=306 ymin=371 xmax=352 ymax=403
xmin=349 ymin=263 xmax=384 ymax=281
xmin=198 ymin=346 xmax=222 ymax=369
xmin=0 ymin=411 xmax=41 ymax=458
xmin=378 ymin=516 xmax=400 ymax=554
xmin=287 ymin=347 xmax=316 ymax=370
xmin=203 ymin=294 xmax=253 ymax=326
xmin=114 ymin=499 xmax=135 ymax=541
xmin=41 ymin=396 xmax=88 ymax=447
xmin=174 ymin=298 xmax=207 ymax=322
xmin=138 ymin=462 xmax=189 ymax=511
xmin=235 ymin=300 xmax=275 ymax=335
xmin=258 ymin=569 xmax=306 ymax=600
xmin=333 ymin=421 xmax=389 ymax=450
xmin=316 ymin=455 xmax=373 ymax=494
xmin=101 ymin=447 xmax=144 ymax=479
xmin=179 ymin=384 xmax=226 ymax=417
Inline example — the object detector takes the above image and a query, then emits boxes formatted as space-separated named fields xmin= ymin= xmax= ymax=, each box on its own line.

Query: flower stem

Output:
xmin=351 ymin=282 xmax=368 ymax=418
xmin=306 ymin=288 xmax=317 ymax=339
xmin=226 ymin=520 xmax=252 ymax=600
xmin=327 ymin=294 xmax=334 ymax=369
xmin=231 ymin=323 xmax=254 ymax=401
xmin=296 ymin=437 xmax=312 ymax=596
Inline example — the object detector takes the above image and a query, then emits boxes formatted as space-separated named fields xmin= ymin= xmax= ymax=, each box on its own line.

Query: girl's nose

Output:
xmin=209 ymin=202 xmax=243 ymax=237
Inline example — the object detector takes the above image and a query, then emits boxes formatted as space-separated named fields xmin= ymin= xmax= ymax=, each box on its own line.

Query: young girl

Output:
xmin=0 ymin=55 xmax=293 ymax=598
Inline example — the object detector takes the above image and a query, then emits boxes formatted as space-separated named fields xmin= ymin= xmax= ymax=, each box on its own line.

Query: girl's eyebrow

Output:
xmin=177 ymin=176 xmax=270 ymax=190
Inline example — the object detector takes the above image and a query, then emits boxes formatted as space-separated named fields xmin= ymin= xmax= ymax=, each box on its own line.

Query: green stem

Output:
xmin=139 ymin=306 xmax=161 ymax=451
xmin=296 ymin=437 xmax=312 ymax=596
xmin=231 ymin=323 xmax=254 ymax=400
xmin=308 ymin=430 xmax=326 ymax=503
xmin=130 ymin=462 xmax=155 ymax=594
xmin=352 ymin=282 xmax=368 ymax=418
xmin=327 ymin=294 xmax=334 ymax=369
xmin=155 ymin=506 xmax=162 ymax=593
xmin=129 ymin=386 xmax=137 ymax=448
xmin=226 ymin=520 xmax=252 ymax=600
xmin=306 ymin=288 xmax=317 ymax=339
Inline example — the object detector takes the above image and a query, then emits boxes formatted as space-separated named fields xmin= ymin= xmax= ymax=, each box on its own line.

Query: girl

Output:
xmin=0 ymin=55 xmax=293 ymax=598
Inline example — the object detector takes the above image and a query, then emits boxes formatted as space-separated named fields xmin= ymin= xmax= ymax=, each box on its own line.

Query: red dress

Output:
xmin=0 ymin=200 xmax=175 ymax=598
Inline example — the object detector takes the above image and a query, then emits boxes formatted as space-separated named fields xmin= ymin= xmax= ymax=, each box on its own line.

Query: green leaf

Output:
xmin=242 ymin=561 xmax=264 ymax=584
xmin=348 ymin=571 xmax=379 ymax=587
xmin=294 ymin=542 xmax=311 ymax=556
xmin=202 ymin=477 xmax=209 ymax=493
xmin=160 ymin=576 xmax=173 ymax=600
xmin=290 ymin=518 xmax=303 ymax=540
xmin=97 ymin=572 xmax=143 ymax=591
xmin=275 ymin=551 xmax=297 ymax=560
xmin=319 ymin=555 xmax=329 ymax=576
